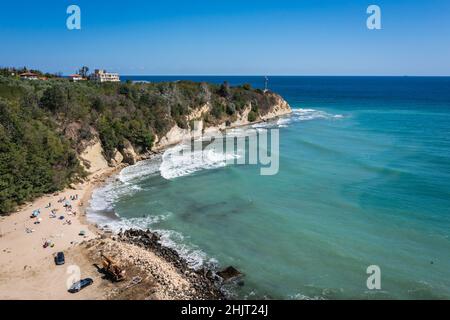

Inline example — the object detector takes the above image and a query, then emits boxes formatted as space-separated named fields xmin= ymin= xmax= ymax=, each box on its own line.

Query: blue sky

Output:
xmin=1 ymin=0 xmax=449 ymax=75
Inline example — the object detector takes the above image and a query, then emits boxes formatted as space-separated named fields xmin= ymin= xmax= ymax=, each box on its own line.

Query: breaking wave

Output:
xmin=86 ymin=157 xmax=162 ymax=226
xmin=88 ymin=183 xmax=213 ymax=269
xmin=100 ymin=212 xmax=214 ymax=269
xmin=292 ymin=108 xmax=344 ymax=121
xmin=160 ymin=143 xmax=241 ymax=180
xmin=154 ymin=229 xmax=217 ymax=270
xmin=87 ymin=107 xmax=344 ymax=271
xmin=275 ymin=108 xmax=344 ymax=127
xmin=250 ymin=108 xmax=344 ymax=130
xmin=290 ymin=293 xmax=326 ymax=300
xmin=159 ymin=108 xmax=343 ymax=180
xmin=118 ymin=157 xmax=162 ymax=183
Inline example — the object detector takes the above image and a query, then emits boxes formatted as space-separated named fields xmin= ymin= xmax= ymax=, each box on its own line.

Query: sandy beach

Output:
xmin=0 ymin=101 xmax=291 ymax=300
xmin=0 ymin=165 xmax=122 ymax=300
xmin=0 ymin=161 xmax=224 ymax=300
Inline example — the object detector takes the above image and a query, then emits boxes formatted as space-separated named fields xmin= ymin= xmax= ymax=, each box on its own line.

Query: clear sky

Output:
xmin=1 ymin=0 xmax=449 ymax=75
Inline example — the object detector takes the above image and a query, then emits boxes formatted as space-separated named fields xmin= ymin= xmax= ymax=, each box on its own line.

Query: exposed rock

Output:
xmin=154 ymin=125 xmax=189 ymax=150
xmin=187 ymin=103 xmax=211 ymax=121
xmin=153 ymin=93 xmax=291 ymax=152
xmin=260 ymin=93 xmax=292 ymax=120
xmin=120 ymin=140 xmax=138 ymax=165
xmin=79 ymin=138 xmax=109 ymax=174
xmin=63 ymin=122 xmax=82 ymax=142
xmin=117 ymin=229 xmax=226 ymax=299
xmin=110 ymin=149 xmax=124 ymax=167
xmin=229 ymin=104 xmax=252 ymax=127
xmin=217 ymin=266 xmax=243 ymax=282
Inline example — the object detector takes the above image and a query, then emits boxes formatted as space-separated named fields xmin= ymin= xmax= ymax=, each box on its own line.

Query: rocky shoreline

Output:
xmin=82 ymin=111 xmax=294 ymax=300
xmin=0 ymin=89 xmax=290 ymax=300
xmin=113 ymin=229 xmax=242 ymax=300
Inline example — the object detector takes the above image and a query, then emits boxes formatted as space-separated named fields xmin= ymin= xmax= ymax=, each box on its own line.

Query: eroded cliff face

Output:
xmin=260 ymin=93 xmax=292 ymax=120
xmin=79 ymin=138 xmax=110 ymax=174
xmin=79 ymin=138 xmax=139 ymax=175
xmin=153 ymin=92 xmax=292 ymax=150
xmin=79 ymin=92 xmax=291 ymax=171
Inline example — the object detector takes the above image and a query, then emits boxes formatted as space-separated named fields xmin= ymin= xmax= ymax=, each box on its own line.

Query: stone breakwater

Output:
xmin=84 ymin=229 xmax=243 ymax=299
xmin=117 ymin=229 xmax=226 ymax=299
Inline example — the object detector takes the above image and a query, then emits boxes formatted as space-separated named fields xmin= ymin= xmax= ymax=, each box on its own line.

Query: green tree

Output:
xmin=247 ymin=110 xmax=257 ymax=122
xmin=40 ymin=85 xmax=68 ymax=112
xmin=78 ymin=66 xmax=89 ymax=78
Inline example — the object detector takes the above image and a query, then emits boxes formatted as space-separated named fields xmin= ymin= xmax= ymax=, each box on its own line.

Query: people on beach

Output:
xmin=27 ymin=193 xmax=83 ymax=245
xmin=69 ymin=194 xmax=79 ymax=201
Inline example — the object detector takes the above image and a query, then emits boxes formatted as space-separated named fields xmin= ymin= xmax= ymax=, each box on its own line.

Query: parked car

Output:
xmin=54 ymin=252 xmax=65 ymax=265
xmin=68 ymin=278 xmax=94 ymax=293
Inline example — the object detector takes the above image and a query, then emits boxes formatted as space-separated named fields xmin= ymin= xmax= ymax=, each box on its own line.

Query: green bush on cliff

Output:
xmin=247 ymin=110 xmax=257 ymax=122
xmin=0 ymin=98 xmax=83 ymax=213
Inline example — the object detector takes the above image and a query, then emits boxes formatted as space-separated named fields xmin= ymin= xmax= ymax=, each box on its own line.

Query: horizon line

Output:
xmin=118 ymin=74 xmax=450 ymax=77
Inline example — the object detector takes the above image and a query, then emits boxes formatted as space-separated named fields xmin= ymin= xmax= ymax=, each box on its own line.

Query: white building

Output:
xmin=90 ymin=69 xmax=120 ymax=82
xmin=68 ymin=74 xmax=84 ymax=82
xmin=19 ymin=72 xmax=39 ymax=80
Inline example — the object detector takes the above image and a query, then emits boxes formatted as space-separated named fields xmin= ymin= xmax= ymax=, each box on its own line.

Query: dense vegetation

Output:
xmin=0 ymin=69 xmax=279 ymax=214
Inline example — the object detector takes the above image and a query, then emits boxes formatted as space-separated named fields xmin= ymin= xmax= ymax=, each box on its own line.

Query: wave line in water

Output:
xmin=159 ymin=143 xmax=240 ymax=180
xmin=87 ymin=107 xmax=346 ymax=273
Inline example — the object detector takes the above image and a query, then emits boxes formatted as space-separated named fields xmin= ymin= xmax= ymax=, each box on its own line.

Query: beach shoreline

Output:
xmin=0 ymin=110 xmax=291 ymax=300
xmin=0 ymin=163 xmax=126 ymax=299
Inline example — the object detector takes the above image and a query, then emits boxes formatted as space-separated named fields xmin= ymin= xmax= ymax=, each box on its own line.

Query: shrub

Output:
xmin=40 ymin=85 xmax=68 ymax=112
xmin=242 ymin=83 xmax=252 ymax=90
xmin=248 ymin=110 xmax=257 ymax=122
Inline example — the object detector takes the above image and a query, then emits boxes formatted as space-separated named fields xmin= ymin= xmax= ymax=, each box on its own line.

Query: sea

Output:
xmin=87 ymin=76 xmax=450 ymax=299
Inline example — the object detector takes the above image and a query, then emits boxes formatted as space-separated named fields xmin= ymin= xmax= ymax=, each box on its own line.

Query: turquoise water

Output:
xmin=89 ymin=77 xmax=450 ymax=299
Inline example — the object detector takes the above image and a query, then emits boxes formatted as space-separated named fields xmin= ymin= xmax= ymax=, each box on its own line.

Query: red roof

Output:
xmin=69 ymin=74 xmax=82 ymax=77
xmin=20 ymin=72 xmax=38 ymax=77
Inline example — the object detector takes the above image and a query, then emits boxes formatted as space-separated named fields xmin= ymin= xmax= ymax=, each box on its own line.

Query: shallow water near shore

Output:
xmin=88 ymin=76 xmax=450 ymax=299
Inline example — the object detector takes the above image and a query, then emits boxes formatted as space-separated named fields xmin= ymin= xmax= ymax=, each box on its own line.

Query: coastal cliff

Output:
xmin=0 ymin=75 xmax=291 ymax=299
xmin=153 ymin=92 xmax=291 ymax=150
xmin=75 ymin=89 xmax=290 ymax=176
xmin=79 ymin=92 xmax=291 ymax=174
xmin=0 ymin=75 xmax=291 ymax=213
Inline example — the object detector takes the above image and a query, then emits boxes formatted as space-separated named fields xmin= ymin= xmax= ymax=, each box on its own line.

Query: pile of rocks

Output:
xmin=117 ymin=229 xmax=227 ymax=300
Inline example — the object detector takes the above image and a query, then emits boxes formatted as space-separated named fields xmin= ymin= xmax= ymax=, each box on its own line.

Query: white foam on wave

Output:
xmin=86 ymin=154 xmax=216 ymax=269
xmin=290 ymin=293 xmax=325 ymax=300
xmin=118 ymin=157 xmax=162 ymax=183
xmin=292 ymin=108 xmax=344 ymax=121
xmin=87 ymin=107 xmax=345 ymax=271
xmin=89 ymin=182 xmax=122 ymax=212
xmin=88 ymin=156 xmax=163 ymax=220
xmin=103 ymin=213 xmax=213 ymax=270
xmin=160 ymin=143 xmax=240 ymax=180
xmin=251 ymin=108 xmax=344 ymax=130
xmin=276 ymin=117 xmax=291 ymax=128
xmin=86 ymin=180 xmax=142 ymax=226
xmin=159 ymin=109 xmax=343 ymax=180
xmin=155 ymin=229 xmax=213 ymax=270
xmin=272 ymin=108 xmax=345 ymax=128
xmin=106 ymin=214 xmax=170 ymax=231
xmin=87 ymin=162 xmax=160 ymax=221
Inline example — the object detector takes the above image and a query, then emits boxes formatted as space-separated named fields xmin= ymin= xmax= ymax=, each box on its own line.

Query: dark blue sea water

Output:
xmin=90 ymin=76 xmax=450 ymax=299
